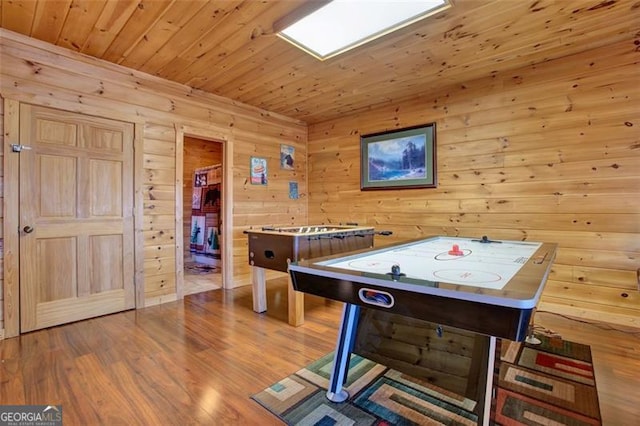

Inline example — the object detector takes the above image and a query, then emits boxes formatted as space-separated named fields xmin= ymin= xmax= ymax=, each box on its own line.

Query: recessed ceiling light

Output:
xmin=277 ymin=0 xmax=451 ymax=61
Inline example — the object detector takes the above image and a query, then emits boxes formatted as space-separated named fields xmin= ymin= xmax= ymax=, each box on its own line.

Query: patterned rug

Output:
xmin=184 ymin=261 xmax=218 ymax=275
xmin=252 ymin=335 xmax=601 ymax=425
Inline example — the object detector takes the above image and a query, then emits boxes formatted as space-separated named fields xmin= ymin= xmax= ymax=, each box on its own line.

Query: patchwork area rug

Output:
xmin=252 ymin=335 xmax=601 ymax=425
xmin=184 ymin=261 xmax=218 ymax=275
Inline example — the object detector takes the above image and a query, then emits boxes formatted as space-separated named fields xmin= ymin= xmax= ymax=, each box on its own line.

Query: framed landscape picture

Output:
xmin=360 ymin=123 xmax=437 ymax=190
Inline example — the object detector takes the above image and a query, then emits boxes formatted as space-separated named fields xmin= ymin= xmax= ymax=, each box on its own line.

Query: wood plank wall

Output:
xmin=0 ymin=29 xmax=307 ymax=336
xmin=182 ymin=136 xmax=223 ymax=262
xmin=0 ymin=99 xmax=4 ymax=337
xmin=141 ymin=122 xmax=179 ymax=304
xmin=307 ymin=39 xmax=640 ymax=328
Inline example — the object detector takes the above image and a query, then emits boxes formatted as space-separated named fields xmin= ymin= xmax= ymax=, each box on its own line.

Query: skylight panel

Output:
xmin=278 ymin=0 xmax=451 ymax=60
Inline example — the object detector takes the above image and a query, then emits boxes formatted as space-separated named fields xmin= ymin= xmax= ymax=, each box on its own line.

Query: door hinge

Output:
xmin=11 ymin=144 xmax=32 ymax=152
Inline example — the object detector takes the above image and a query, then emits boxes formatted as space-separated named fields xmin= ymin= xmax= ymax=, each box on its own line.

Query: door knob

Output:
xmin=23 ymin=226 xmax=34 ymax=234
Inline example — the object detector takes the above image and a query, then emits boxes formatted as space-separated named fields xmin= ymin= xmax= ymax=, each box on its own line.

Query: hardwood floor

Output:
xmin=183 ymin=270 xmax=222 ymax=296
xmin=1 ymin=277 xmax=639 ymax=425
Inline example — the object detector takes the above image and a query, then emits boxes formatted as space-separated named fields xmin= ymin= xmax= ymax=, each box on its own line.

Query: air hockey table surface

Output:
xmin=289 ymin=235 xmax=557 ymax=340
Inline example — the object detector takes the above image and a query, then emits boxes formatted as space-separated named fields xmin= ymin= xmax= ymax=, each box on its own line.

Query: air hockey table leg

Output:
xmin=479 ymin=336 xmax=496 ymax=426
xmin=326 ymin=303 xmax=361 ymax=403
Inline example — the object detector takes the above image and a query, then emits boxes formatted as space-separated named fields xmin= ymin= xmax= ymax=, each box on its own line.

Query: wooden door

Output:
xmin=19 ymin=104 xmax=135 ymax=332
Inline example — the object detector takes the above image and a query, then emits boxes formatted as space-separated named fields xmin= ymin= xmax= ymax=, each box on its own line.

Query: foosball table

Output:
xmin=245 ymin=224 xmax=390 ymax=326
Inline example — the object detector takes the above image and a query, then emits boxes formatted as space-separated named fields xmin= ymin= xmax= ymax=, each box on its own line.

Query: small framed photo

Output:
xmin=192 ymin=187 xmax=202 ymax=209
xmin=360 ymin=123 xmax=437 ymax=190
xmin=289 ymin=181 xmax=299 ymax=199
xmin=205 ymin=227 xmax=219 ymax=254
xmin=190 ymin=215 xmax=206 ymax=248
xmin=194 ymin=172 xmax=208 ymax=187
xmin=280 ymin=144 xmax=295 ymax=170
xmin=250 ymin=157 xmax=268 ymax=185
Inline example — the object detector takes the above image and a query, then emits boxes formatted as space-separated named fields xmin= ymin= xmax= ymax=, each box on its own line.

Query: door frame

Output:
xmin=2 ymin=98 xmax=144 ymax=338
xmin=175 ymin=124 xmax=234 ymax=294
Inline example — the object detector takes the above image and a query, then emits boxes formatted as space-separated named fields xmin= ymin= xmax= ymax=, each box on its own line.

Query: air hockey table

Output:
xmin=288 ymin=235 xmax=557 ymax=424
xmin=245 ymin=224 xmax=391 ymax=326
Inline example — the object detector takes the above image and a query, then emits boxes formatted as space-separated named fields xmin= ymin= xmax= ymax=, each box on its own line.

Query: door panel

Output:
xmin=39 ymin=154 xmax=77 ymax=217
xmin=89 ymin=234 xmax=124 ymax=293
xmin=19 ymin=104 xmax=135 ymax=332
xmin=36 ymin=119 xmax=77 ymax=146
xmin=88 ymin=126 xmax=123 ymax=151
xmin=37 ymin=237 xmax=77 ymax=302
xmin=89 ymin=159 xmax=122 ymax=216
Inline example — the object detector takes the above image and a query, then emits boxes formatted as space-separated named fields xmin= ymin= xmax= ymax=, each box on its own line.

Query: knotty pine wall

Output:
xmin=308 ymin=39 xmax=640 ymax=328
xmin=0 ymin=29 xmax=307 ymax=336
xmin=0 ymin=99 xmax=4 ymax=337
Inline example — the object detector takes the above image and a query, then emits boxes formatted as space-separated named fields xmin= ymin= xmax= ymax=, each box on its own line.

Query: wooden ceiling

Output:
xmin=1 ymin=0 xmax=638 ymax=124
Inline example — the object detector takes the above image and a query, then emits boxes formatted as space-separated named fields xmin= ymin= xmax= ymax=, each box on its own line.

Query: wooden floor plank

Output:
xmin=0 ymin=278 xmax=638 ymax=424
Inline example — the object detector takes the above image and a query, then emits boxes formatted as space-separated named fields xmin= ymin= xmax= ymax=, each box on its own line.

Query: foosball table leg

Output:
xmin=251 ymin=266 xmax=267 ymax=313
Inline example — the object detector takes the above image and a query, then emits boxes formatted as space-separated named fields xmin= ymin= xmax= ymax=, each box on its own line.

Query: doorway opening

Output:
xmin=183 ymin=136 xmax=223 ymax=295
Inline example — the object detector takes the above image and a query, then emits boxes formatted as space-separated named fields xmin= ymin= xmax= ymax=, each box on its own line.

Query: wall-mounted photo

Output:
xmin=192 ymin=186 xmax=202 ymax=209
xmin=205 ymin=227 xmax=220 ymax=254
xmin=289 ymin=181 xmax=299 ymax=199
xmin=190 ymin=215 xmax=206 ymax=250
xmin=194 ymin=172 xmax=208 ymax=187
xmin=360 ymin=123 xmax=436 ymax=190
xmin=280 ymin=144 xmax=295 ymax=170
xmin=250 ymin=156 xmax=268 ymax=185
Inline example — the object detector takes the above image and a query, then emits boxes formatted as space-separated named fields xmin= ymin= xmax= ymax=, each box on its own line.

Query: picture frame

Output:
xmin=190 ymin=215 xmax=206 ymax=249
xmin=280 ymin=144 xmax=295 ymax=170
xmin=360 ymin=123 xmax=437 ymax=190
xmin=205 ymin=227 xmax=219 ymax=254
xmin=194 ymin=172 xmax=208 ymax=187
xmin=250 ymin=157 xmax=268 ymax=185
xmin=289 ymin=181 xmax=299 ymax=199
xmin=191 ymin=186 xmax=202 ymax=209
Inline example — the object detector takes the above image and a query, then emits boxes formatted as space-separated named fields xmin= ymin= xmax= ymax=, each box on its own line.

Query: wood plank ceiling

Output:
xmin=0 ymin=0 xmax=638 ymax=124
